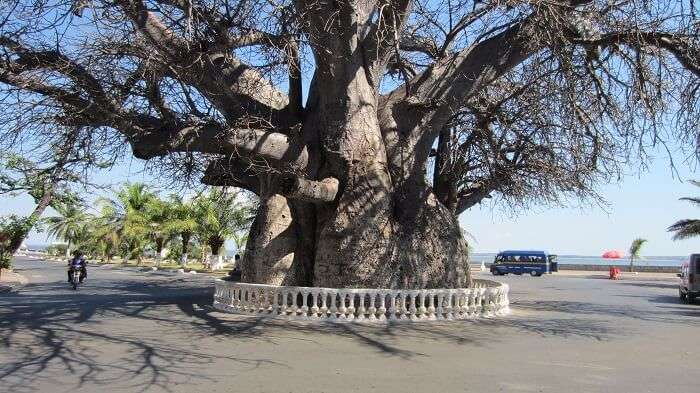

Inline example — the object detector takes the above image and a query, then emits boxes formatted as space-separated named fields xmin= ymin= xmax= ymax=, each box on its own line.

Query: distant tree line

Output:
xmin=39 ymin=183 xmax=255 ymax=267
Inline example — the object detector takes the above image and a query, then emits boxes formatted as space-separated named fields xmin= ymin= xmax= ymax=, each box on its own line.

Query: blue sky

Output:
xmin=460 ymin=148 xmax=700 ymax=256
xmin=3 ymin=144 xmax=699 ymax=256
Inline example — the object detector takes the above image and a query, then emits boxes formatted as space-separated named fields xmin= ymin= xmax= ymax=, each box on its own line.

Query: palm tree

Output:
xmin=87 ymin=199 xmax=125 ymax=263
xmin=143 ymin=197 xmax=171 ymax=266
xmin=100 ymin=183 xmax=156 ymax=264
xmin=628 ymin=238 xmax=648 ymax=272
xmin=166 ymin=195 xmax=199 ymax=266
xmin=43 ymin=202 xmax=90 ymax=258
xmin=232 ymin=232 xmax=249 ymax=256
xmin=668 ymin=180 xmax=700 ymax=240
xmin=195 ymin=189 xmax=255 ymax=269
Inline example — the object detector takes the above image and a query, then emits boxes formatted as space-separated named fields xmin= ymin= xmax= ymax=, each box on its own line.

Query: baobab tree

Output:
xmin=1 ymin=0 xmax=698 ymax=288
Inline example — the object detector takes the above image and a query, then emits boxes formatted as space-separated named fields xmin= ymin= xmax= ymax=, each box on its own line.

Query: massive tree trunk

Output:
xmin=233 ymin=0 xmax=471 ymax=289
xmin=240 ymin=179 xmax=470 ymax=289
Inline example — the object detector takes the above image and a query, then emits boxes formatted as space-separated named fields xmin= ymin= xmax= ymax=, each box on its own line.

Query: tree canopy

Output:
xmin=1 ymin=1 xmax=697 ymax=205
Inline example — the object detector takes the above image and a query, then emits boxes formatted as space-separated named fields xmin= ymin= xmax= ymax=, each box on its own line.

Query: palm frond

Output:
xmin=668 ymin=219 xmax=700 ymax=240
xmin=628 ymin=238 xmax=647 ymax=258
xmin=679 ymin=197 xmax=700 ymax=206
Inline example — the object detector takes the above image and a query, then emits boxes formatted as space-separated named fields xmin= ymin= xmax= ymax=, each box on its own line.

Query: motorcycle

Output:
xmin=69 ymin=262 xmax=84 ymax=290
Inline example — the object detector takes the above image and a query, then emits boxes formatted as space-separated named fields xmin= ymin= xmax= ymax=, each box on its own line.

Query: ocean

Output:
xmin=471 ymin=253 xmax=686 ymax=267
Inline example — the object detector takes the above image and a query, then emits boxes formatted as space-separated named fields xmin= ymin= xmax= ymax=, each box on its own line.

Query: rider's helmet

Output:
xmin=73 ymin=249 xmax=83 ymax=258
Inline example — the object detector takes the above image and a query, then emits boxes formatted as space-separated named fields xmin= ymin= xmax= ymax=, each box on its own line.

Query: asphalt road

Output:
xmin=1 ymin=257 xmax=699 ymax=393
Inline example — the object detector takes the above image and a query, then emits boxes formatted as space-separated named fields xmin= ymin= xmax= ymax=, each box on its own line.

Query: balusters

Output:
xmin=290 ymin=290 xmax=299 ymax=318
xmin=270 ymin=290 xmax=278 ymax=315
xmin=354 ymin=292 xmax=366 ymax=322
xmin=330 ymin=292 xmax=339 ymax=320
xmin=443 ymin=290 xmax=454 ymax=320
xmin=394 ymin=293 xmax=404 ymax=320
xmin=475 ymin=287 xmax=484 ymax=315
xmin=367 ymin=292 xmax=377 ymax=321
xmin=436 ymin=292 xmax=445 ymax=320
xmin=310 ymin=290 xmax=320 ymax=319
xmin=468 ymin=289 xmax=476 ymax=318
xmin=426 ymin=291 xmax=436 ymax=320
xmin=406 ymin=292 xmax=416 ymax=321
xmin=212 ymin=279 xmax=510 ymax=322
xmin=388 ymin=292 xmax=397 ymax=321
xmin=346 ymin=291 xmax=356 ymax=321
xmin=338 ymin=291 xmax=348 ymax=320
xmin=280 ymin=290 xmax=288 ymax=316
xmin=377 ymin=292 xmax=387 ymax=321
xmin=484 ymin=288 xmax=492 ymax=316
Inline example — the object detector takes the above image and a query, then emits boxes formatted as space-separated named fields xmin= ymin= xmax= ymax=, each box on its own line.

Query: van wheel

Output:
xmin=530 ymin=270 xmax=539 ymax=277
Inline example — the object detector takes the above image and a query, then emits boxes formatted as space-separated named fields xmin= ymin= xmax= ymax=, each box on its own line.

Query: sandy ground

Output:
xmin=1 ymin=257 xmax=699 ymax=393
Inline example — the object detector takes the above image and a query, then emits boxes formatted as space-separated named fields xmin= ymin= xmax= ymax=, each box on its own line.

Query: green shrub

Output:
xmin=0 ymin=255 xmax=11 ymax=270
xmin=46 ymin=243 xmax=68 ymax=257
xmin=0 ymin=215 xmax=33 ymax=269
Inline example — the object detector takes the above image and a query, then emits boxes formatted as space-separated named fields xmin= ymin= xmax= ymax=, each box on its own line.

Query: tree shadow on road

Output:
xmin=0 ymin=273 xmax=622 ymax=393
xmin=0 ymin=277 xmax=280 ymax=393
xmin=513 ymin=297 xmax=698 ymax=325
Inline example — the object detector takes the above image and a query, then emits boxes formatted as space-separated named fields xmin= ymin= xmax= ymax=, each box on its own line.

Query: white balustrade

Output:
xmin=213 ymin=279 xmax=510 ymax=322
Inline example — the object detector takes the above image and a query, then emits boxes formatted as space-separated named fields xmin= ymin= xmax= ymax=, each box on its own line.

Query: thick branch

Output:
xmin=280 ymin=176 xmax=339 ymax=203
xmin=573 ymin=31 xmax=700 ymax=77
xmin=399 ymin=35 xmax=438 ymax=58
xmin=456 ymin=186 xmax=494 ymax=214
xmin=0 ymin=67 xmax=93 ymax=111
xmin=379 ymin=18 xmax=535 ymax=193
xmin=201 ymin=157 xmax=260 ymax=194
xmin=115 ymin=0 xmax=292 ymax=126
xmin=125 ymin=120 xmax=309 ymax=170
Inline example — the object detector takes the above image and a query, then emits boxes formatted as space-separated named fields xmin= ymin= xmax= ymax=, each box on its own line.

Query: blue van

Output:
xmin=490 ymin=250 xmax=558 ymax=277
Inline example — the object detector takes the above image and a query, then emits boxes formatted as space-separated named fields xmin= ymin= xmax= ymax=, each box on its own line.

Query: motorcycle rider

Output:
xmin=67 ymin=250 xmax=88 ymax=283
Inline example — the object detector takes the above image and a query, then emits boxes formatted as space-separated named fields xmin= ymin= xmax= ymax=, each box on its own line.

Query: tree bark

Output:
xmin=180 ymin=233 xmax=191 ymax=266
xmin=9 ymin=182 xmax=56 ymax=254
xmin=241 ymin=191 xmax=314 ymax=286
xmin=231 ymin=0 xmax=473 ymax=290
xmin=155 ymin=237 xmax=164 ymax=267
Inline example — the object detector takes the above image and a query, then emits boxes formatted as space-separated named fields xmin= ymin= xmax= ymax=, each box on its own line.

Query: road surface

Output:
xmin=1 ymin=257 xmax=699 ymax=393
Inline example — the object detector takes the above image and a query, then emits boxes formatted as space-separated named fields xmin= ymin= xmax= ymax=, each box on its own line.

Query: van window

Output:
xmin=495 ymin=253 xmax=546 ymax=263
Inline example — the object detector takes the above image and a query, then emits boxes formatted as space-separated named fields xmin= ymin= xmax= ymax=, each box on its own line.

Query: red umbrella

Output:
xmin=602 ymin=250 xmax=624 ymax=259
